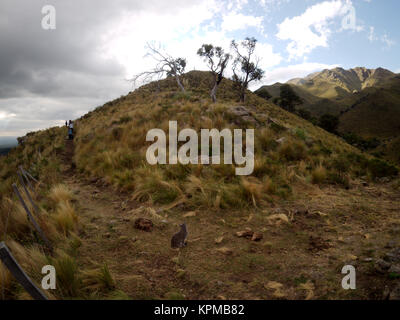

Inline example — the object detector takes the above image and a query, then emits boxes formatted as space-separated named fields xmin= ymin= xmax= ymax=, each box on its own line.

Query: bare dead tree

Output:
xmin=130 ymin=42 xmax=187 ymax=92
xmin=231 ymin=37 xmax=264 ymax=103
xmin=197 ymin=44 xmax=231 ymax=103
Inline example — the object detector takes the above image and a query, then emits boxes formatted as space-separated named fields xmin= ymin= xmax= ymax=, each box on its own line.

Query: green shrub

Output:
xmin=367 ymin=158 xmax=398 ymax=179
xmin=327 ymin=172 xmax=350 ymax=188
xmin=295 ymin=128 xmax=307 ymax=141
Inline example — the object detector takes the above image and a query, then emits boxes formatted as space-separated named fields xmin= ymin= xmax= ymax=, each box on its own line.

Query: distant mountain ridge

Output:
xmin=255 ymin=67 xmax=400 ymax=163
xmin=286 ymin=67 xmax=396 ymax=99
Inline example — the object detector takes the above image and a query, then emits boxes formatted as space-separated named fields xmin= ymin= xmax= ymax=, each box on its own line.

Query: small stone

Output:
xmin=215 ymin=236 xmax=224 ymax=244
xmin=134 ymin=218 xmax=153 ymax=232
xmin=228 ymin=106 xmax=250 ymax=117
xmin=388 ymin=264 xmax=400 ymax=274
xmin=251 ymin=232 xmax=263 ymax=242
xmin=235 ymin=230 xmax=254 ymax=238
xmin=266 ymin=214 xmax=289 ymax=224
xmin=375 ymin=259 xmax=391 ymax=273
xmin=385 ymin=248 xmax=400 ymax=263
xmin=276 ymin=137 xmax=286 ymax=144
xmin=216 ymin=247 xmax=233 ymax=255
xmin=363 ymin=258 xmax=373 ymax=262
xmin=183 ymin=211 xmax=197 ymax=218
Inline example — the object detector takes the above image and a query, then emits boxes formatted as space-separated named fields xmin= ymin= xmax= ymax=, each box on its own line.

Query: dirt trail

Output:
xmin=59 ymin=139 xmax=184 ymax=299
xmin=58 ymin=139 xmax=400 ymax=300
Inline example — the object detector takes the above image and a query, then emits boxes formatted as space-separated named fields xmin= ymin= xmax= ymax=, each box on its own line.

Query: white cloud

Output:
xmin=221 ymin=13 xmax=264 ymax=33
xmin=381 ymin=33 xmax=396 ymax=48
xmin=102 ymin=0 xmax=281 ymax=84
xmin=368 ymin=26 xmax=377 ymax=41
xmin=101 ymin=0 xmax=221 ymax=79
xmin=368 ymin=26 xmax=395 ymax=48
xmin=276 ymin=0 xmax=358 ymax=60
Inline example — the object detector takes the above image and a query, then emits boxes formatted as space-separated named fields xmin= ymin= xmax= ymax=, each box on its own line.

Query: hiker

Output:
xmin=65 ymin=121 xmax=68 ymax=127
xmin=68 ymin=120 xmax=74 ymax=140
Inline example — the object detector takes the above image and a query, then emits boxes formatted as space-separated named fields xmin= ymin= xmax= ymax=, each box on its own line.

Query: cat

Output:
xmin=171 ymin=223 xmax=188 ymax=249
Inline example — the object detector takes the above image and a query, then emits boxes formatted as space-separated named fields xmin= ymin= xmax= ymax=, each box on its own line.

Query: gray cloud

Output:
xmin=0 ymin=0 xmax=204 ymax=136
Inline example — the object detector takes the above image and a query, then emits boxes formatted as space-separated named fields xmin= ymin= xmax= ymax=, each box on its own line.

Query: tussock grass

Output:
xmin=81 ymin=263 xmax=115 ymax=293
xmin=51 ymin=251 xmax=81 ymax=297
xmin=53 ymin=201 xmax=78 ymax=236
xmin=132 ymin=166 xmax=184 ymax=205
xmin=48 ymin=184 xmax=74 ymax=205
xmin=312 ymin=165 xmax=328 ymax=184
xmin=278 ymin=139 xmax=308 ymax=162
xmin=0 ymin=198 xmax=31 ymax=240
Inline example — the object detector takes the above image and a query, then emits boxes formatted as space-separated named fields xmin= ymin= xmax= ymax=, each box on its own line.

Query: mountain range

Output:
xmin=256 ymin=67 xmax=400 ymax=163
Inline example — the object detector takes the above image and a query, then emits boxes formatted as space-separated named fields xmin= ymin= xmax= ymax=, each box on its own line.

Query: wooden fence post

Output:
xmin=12 ymin=184 xmax=53 ymax=253
xmin=19 ymin=166 xmax=35 ymax=194
xmin=21 ymin=167 xmax=40 ymax=184
xmin=17 ymin=171 xmax=40 ymax=216
xmin=0 ymin=242 xmax=48 ymax=300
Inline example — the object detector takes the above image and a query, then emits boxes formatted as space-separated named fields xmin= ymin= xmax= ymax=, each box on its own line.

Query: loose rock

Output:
xmin=134 ymin=218 xmax=154 ymax=232
xmin=375 ymin=259 xmax=391 ymax=273
xmin=384 ymin=248 xmax=400 ymax=263
xmin=251 ymin=232 xmax=263 ymax=242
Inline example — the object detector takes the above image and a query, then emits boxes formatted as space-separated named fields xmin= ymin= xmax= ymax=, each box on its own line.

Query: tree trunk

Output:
xmin=175 ymin=75 xmax=185 ymax=92
xmin=240 ymin=88 xmax=246 ymax=103
xmin=210 ymin=82 xmax=218 ymax=103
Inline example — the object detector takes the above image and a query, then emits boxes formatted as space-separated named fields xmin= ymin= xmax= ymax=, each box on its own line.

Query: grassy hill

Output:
xmin=0 ymin=71 xmax=399 ymax=300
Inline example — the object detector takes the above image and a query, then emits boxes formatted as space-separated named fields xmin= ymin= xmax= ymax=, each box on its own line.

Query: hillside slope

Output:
xmin=1 ymin=71 xmax=400 ymax=300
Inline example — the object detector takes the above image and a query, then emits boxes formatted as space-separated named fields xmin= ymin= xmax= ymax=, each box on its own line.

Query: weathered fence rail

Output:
xmin=17 ymin=171 xmax=40 ymax=215
xmin=0 ymin=241 xmax=48 ymax=300
xmin=19 ymin=166 xmax=35 ymax=194
xmin=12 ymin=184 xmax=53 ymax=253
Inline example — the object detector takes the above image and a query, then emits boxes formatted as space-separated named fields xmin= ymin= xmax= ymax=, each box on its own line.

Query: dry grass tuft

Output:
xmin=53 ymin=202 xmax=78 ymax=236
xmin=81 ymin=263 xmax=115 ymax=293
xmin=48 ymin=184 xmax=74 ymax=205
xmin=312 ymin=164 xmax=327 ymax=184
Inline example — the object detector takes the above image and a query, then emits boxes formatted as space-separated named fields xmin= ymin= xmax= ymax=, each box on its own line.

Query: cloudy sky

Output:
xmin=0 ymin=0 xmax=399 ymax=137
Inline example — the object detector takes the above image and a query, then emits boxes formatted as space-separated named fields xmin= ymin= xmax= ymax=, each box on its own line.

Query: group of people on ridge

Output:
xmin=65 ymin=120 xmax=74 ymax=140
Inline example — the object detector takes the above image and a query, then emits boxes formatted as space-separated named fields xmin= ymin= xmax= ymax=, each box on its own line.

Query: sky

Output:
xmin=0 ymin=0 xmax=399 ymax=137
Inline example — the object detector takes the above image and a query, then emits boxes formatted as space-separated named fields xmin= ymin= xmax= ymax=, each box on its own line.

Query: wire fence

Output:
xmin=1 ymin=166 xmax=49 ymax=300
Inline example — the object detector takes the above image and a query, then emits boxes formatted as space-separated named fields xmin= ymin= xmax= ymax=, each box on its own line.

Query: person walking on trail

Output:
xmin=68 ymin=120 xmax=74 ymax=140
